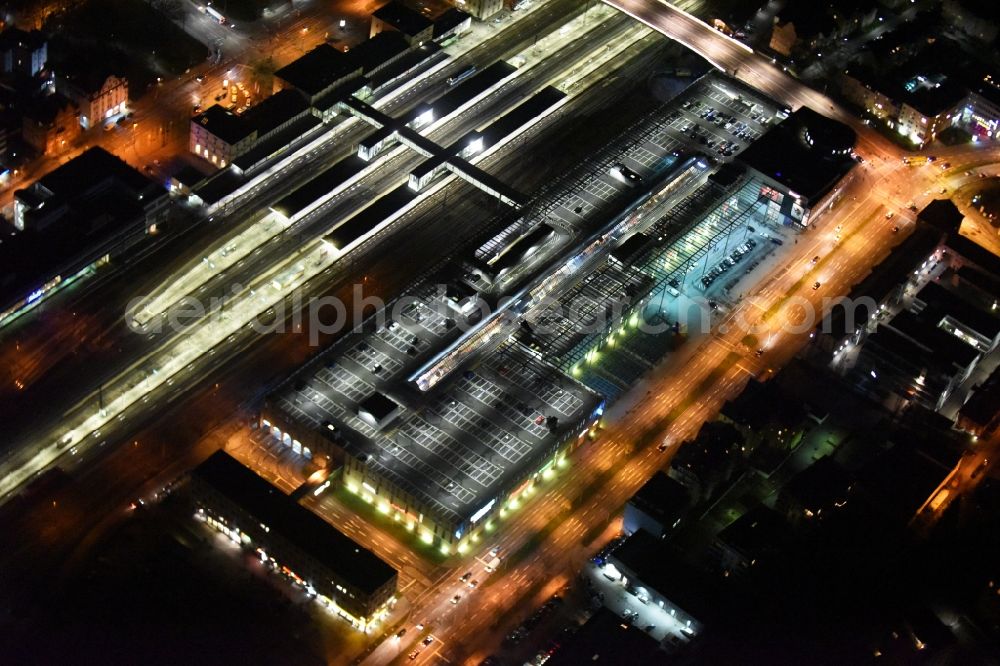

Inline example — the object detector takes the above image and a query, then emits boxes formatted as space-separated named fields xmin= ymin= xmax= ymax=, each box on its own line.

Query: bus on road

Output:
xmin=203 ymin=4 xmax=228 ymax=24
xmin=902 ymin=155 xmax=936 ymax=167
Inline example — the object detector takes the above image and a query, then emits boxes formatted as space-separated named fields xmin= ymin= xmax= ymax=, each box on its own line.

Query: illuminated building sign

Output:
xmin=469 ymin=498 xmax=496 ymax=524
xmin=591 ymin=401 xmax=606 ymax=419
xmin=390 ymin=502 xmax=419 ymax=523
xmin=510 ymin=479 xmax=532 ymax=499
xmin=760 ymin=186 xmax=782 ymax=203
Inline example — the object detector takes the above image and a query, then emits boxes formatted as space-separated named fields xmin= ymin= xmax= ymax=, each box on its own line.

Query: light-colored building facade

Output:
xmin=60 ymin=73 xmax=128 ymax=129
xmin=769 ymin=21 xmax=797 ymax=57
xmin=840 ymin=71 xmax=899 ymax=123
xmin=189 ymin=105 xmax=257 ymax=168
xmin=453 ymin=0 xmax=502 ymax=20
xmin=189 ymin=451 xmax=398 ymax=630
xmin=897 ymin=99 xmax=959 ymax=147
xmin=840 ymin=59 xmax=1000 ymax=145
xmin=960 ymin=73 xmax=1000 ymax=141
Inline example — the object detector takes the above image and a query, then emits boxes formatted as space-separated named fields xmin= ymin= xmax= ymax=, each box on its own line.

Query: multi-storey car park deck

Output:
xmin=256 ymin=72 xmax=837 ymax=554
xmin=261 ymin=280 xmax=603 ymax=550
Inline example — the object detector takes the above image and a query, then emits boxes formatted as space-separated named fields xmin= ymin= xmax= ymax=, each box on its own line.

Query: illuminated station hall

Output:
xmin=189 ymin=451 xmax=398 ymax=631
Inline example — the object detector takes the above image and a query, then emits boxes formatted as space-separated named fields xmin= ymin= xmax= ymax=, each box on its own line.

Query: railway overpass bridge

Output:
xmin=602 ymin=0 xmax=896 ymax=159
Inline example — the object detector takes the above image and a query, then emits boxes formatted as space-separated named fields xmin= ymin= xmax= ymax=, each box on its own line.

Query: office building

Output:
xmin=0 ymin=27 xmax=47 ymax=78
xmin=189 ymin=105 xmax=257 ymax=167
xmin=189 ymin=450 xmax=398 ymax=630
xmin=840 ymin=38 xmax=1000 ymax=144
xmin=920 ymin=199 xmax=1000 ymax=278
xmin=605 ymin=530 xmax=714 ymax=638
xmin=737 ymin=107 xmax=857 ymax=226
xmin=623 ymin=471 xmax=690 ymax=539
xmin=819 ymin=221 xmax=942 ymax=357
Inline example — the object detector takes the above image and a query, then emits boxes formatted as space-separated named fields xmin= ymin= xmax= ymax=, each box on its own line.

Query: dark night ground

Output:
xmin=3 ymin=482 xmax=1000 ymax=666
xmin=0 ymin=502 xmax=331 ymax=666
xmin=690 ymin=488 xmax=1000 ymax=665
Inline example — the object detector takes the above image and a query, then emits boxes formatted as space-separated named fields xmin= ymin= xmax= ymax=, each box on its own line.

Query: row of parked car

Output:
xmin=701 ymin=238 xmax=757 ymax=289
xmin=504 ymin=595 xmax=564 ymax=646
xmin=679 ymin=120 xmax=740 ymax=157
xmin=592 ymin=533 xmax=627 ymax=566
xmin=725 ymin=119 xmax=754 ymax=142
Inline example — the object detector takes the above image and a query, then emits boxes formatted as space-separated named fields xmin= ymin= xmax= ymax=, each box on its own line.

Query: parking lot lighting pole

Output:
xmin=699 ymin=242 xmax=713 ymax=278
xmin=723 ymin=224 xmax=736 ymax=256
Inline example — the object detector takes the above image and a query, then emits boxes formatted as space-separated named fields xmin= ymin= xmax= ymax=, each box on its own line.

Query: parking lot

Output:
xmin=524 ymin=258 xmax=653 ymax=363
xmin=466 ymin=72 xmax=782 ymax=310
xmin=541 ymin=108 xmax=685 ymax=234
xmin=269 ymin=281 xmax=600 ymax=531
xmin=466 ymin=118 xmax=685 ymax=300
xmin=661 ymin=75 xmax=785 ymax=162
xmin=697 ymin=237 xmax=759 ymax=291
xmin=583 ymin=562 xmax=693 ymax=649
